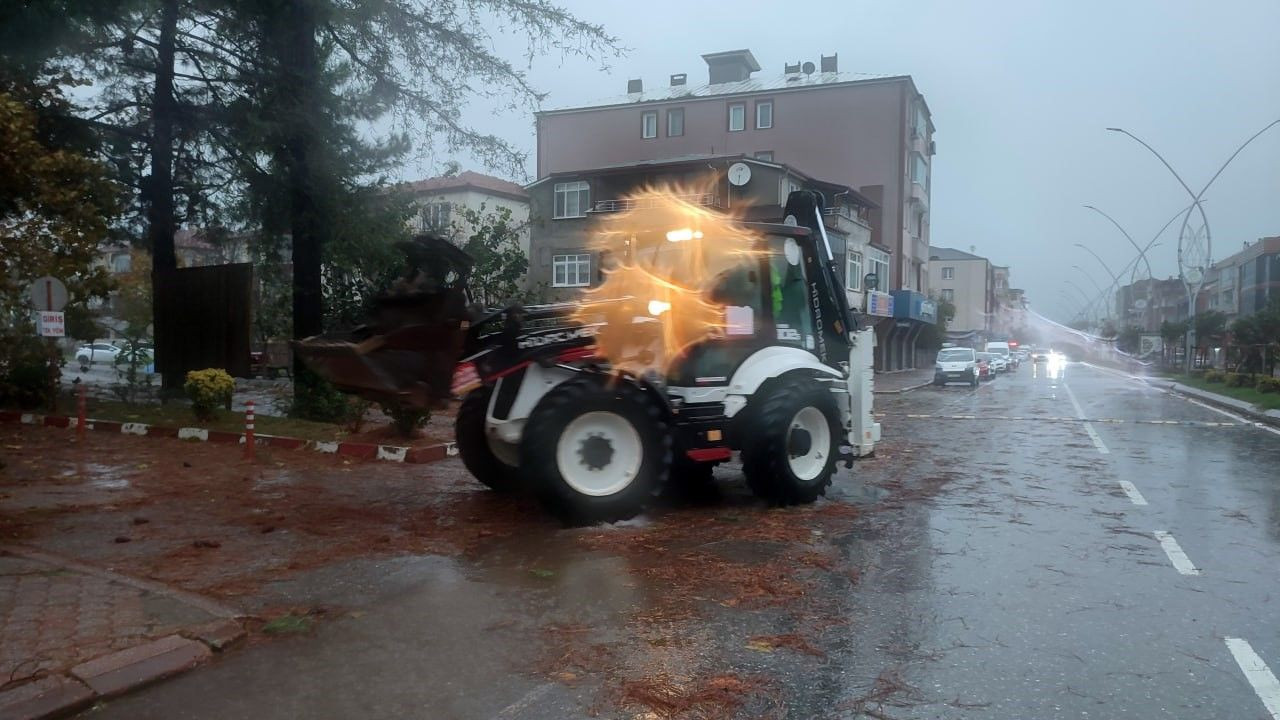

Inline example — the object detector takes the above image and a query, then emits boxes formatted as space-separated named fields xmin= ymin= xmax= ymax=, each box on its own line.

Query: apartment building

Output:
xmin=1204 ymin=236 xmax=1280 ymax=320
xmin=525 ymin=155 xmax=883 ymax=311
xmin=535 ymin=49 xmax=936 ymax=367
xmin=928 ymin=247 xmax=992 ymax=336
xmin=403 ymin=171 xmax=531 ymax=255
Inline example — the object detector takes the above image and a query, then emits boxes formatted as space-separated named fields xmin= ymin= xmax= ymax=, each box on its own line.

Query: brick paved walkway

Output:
xmin=0 ymin=550 xmax=221 ymax=688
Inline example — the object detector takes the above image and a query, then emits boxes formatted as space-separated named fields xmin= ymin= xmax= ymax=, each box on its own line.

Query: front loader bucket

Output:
xmin=293 ymin=233 xmax=475 ymax=409
xmin=294 ymin=319 xmax=467 ymax=409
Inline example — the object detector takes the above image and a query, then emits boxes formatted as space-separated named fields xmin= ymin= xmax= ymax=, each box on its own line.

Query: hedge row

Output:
xmin=1202 ymin=370 xmax=1280 ymax=393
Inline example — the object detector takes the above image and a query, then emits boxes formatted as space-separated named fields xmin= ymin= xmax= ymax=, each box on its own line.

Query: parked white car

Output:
xmin=934 ymin=347 xmax=979 ymax=388
xmin=75 ymin=343 xmax=123 ymax=369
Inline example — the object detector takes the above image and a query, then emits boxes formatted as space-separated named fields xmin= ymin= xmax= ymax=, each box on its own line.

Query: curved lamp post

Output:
xmin=1073 ymin=243 xmax=1121 ymax=319
xmin=1106 ymin=119 xmax=1280 ymax=370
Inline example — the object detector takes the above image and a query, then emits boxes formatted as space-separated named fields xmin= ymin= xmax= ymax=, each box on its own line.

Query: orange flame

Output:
xmin=571 ymin=184 xmax=765 ymax=378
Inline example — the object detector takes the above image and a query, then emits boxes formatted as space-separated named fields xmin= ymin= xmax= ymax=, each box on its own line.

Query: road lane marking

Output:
xmin=1063 ymin=383 xmax=1110 ymax=454
xmin=1153 ymin=531 xmax=1200 ymax=575
xmin=1118 ymin=481 xmax=1148 ymax=506
xmin=1225 ymin=638 xmax=1280 ymax=720
xmin=878 ymin=413 xmax=1239 ymax=427
xmin=1184 ymin=398 xmax=1280 ymax=438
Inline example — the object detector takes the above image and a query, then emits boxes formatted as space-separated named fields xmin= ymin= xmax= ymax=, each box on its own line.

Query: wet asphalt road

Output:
xmin=80 ymin=362 xmax=1280 ymax=719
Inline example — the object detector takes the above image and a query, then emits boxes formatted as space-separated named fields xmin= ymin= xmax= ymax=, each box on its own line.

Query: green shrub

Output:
xmin=184 ymin=368 xmax=235 ymax=421
xmin=289 ymin=370 xmax=357 ymax=423
xmin=1256 ymin=376 xmax=1280 ymax=394
xmin=380 ymin=402 xmax=430 ymax=439
xmin=0 ymin=329 xmax=59 ymax=410
xmin=1224 ymin=372 xmax=1254 ymax=388
xmin=1203 ymin=369 xmax=1225 ymax=383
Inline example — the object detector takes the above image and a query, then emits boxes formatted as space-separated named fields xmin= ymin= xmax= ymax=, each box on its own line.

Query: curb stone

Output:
xmin=0 ymin=410 xmax=455 ymax=465
xmin=1165 ymin=382 xmax=1280 ymax=430
xmin=0 ymin=553 xmax=247 ymax=720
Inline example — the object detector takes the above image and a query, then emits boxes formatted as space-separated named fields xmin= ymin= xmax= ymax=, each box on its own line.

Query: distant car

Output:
xmin=934 ymin=347 xmax=979 ymax=388
xmin=1031 ymin=348 xmax=1050 ymax=362
xmin=978 ymin=351 xmax=1006 ymax=374
xmin=985 ymin=341 xmax=1018 ymax=370
xmin=975 ymin=356 xmax=993 ymax=381
xmin=75 ymin=342 xmax=123 ymax=369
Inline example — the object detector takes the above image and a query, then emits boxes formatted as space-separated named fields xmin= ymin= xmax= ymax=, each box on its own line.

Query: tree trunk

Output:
xmin=275 ymin=0 xmax=326 ymax=385
xmin=149 ymin=0 xmax=179 ymax=388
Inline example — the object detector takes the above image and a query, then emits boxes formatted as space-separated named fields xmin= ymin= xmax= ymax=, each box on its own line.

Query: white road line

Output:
xmin=1118 ymin=480 xmax=1148 ymax=506
xmin=1063 ymin=383 xmax=1110 ymax=454
xmin=1153 ymin=530 xmax=1200 ymax=576
xmin=1185 ymin=398 xmax=1280 ymax=438
xmin=1225 ymin=638 xmax=1280 ymax=720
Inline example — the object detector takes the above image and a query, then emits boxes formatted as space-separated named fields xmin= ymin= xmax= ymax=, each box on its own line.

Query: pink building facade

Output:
xmin=535 ymin=50 xmax=935 ymax=299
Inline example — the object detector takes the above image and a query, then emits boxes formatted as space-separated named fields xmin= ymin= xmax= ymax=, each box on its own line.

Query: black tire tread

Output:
xmin=455 ymin=387 xmax=519 ymax=493
xmin=740 ymin=375 xmax=841 ymax=506
xmin=522 ymin=375 xmax=671 ymax=525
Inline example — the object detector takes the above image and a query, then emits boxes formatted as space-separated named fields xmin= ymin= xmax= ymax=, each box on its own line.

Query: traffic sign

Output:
xmin=28 ymin=276 xmax=68 ymax=312
xmin=39 ymin=311 xmax=65 ymax=337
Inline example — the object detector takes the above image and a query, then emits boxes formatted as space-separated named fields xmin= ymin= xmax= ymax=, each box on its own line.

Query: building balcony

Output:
xmin=909 ymin=181 xmax=929 ymax=208
xmin=589 ymin=193 xmax=721 ymax=213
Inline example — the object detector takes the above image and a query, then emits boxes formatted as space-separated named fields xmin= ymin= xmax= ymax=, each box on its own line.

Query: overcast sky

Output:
xmin=412 ymin=0 xmax=1280 ymax=322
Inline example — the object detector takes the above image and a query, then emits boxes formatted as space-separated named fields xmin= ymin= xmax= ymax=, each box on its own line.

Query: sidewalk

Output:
xmin=873 ymin=368 xmax=935 ymax=394
xmin=0 ymin=546 xmax=242 ymax=718
xmin=1143 ymin=378 xmax=1280 ymax=428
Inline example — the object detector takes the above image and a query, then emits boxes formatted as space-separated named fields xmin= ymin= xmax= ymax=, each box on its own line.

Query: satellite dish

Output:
xmin=801 ymin=61 xmax=816 ymax=75
xmin=1134 ymin=299 xmax=1148 ymax=310
xmin=727 ymin=162 xmax=752 ymax=186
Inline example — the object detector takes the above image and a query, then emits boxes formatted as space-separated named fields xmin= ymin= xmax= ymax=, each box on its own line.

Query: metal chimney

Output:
xmin=670 ymin=73 xmax=687 ymax=87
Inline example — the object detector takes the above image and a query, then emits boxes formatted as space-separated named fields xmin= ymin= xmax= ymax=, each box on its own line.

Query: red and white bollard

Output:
xmin=244 ymin=399 xmax=255 ymax=461
xmin=76 ymin=381 xmax=87 ymax=442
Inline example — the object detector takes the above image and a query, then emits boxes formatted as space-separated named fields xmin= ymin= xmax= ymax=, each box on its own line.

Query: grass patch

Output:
xmin=1167 ymin=374 xmax=1280 ymax=411
xmin=261 ymin=614 xmax=314 ymax=635
xmin=25 ymin=390 xmax=351 ymax=442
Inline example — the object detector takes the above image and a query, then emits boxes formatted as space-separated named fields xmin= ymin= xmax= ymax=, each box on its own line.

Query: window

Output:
xmin=553 ymin=181 xmax=590 ymax=218
xmin=111 ymin=253 xmax=132 ymax=273
xmin=912 ymin=104 xmax=928 ymax=138
xmin=728 ymin=103 xmax=745 ymax=132
xmin=421 ymin=202 xmax=451 ymax=230
xmin=910 ymin=153 xmax=929 ymax=185
xmin=754 ymin=151 xmax=773 ymax=162
xmin=666 ymin=108 xmax=684 ymax=137
xmin=641 ymin=111 xmax=657 ymax=139
xmin=847 ymin=251 xmax=863 ymax=291
xmin=552 ymin=253 xmax=592 ymax=287
xmin=767 ymin=235 xmax=815 ymax=348
xmin=756 ymin=100 xmax=773 ymax=129
xmin=780 ymin=177 xmax=803 ymax=204
xmin=942 ymin=266 xmax=954 ymax=280
xmin=867 ymin=248 xmax=890 ymax=290
xmin=941 ymin=288 xmax=955 ymax=302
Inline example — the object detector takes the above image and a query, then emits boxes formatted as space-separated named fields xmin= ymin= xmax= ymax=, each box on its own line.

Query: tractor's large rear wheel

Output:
xmin=522 ymin=375 xmax=670 ymax=524
xmin=456 ymin=386 xmax=520 ymax=493
xmin=740 ymin=376 xmax=841 ymax=505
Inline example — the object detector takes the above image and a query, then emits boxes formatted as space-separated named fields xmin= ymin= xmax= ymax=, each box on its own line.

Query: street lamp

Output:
xmin=1063 ymin=280 xmax=1097 ymax=322
xmin=1082 ymin=205 xmax=1154 ymax=282
xmin=1073 ymin=243 xmax=1122 ymax=318
xmin=1106 ymin=119 xmax=1280 ymax=371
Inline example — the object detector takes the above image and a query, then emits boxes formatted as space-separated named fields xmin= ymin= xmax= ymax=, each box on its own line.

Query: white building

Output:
xmin=404 ymin=171 xmax=530 ymax=256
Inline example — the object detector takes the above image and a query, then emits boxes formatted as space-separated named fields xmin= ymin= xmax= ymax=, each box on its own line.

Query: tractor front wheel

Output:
xmin=741 ymin=376 xmax=842 ymax=505
xmin=456 ymin=386 xmax=520 ymax=493
xmin=522 ymin=375 xmax=670 ymax=525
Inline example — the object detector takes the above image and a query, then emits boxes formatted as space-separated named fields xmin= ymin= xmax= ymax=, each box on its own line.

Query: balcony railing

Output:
xmin=589 ymin=193 xmax=721 ymax=213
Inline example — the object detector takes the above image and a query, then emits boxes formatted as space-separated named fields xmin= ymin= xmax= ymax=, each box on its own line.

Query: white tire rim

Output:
xmin=788 ymin=406 xmax=832 ymax=482
xmin=555 ymin=411 xmax=643 ymax=497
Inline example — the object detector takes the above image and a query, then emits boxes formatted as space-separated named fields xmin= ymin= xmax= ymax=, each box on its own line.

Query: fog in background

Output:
xmin=403 ymin=0 xmax=1280 ymax=323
